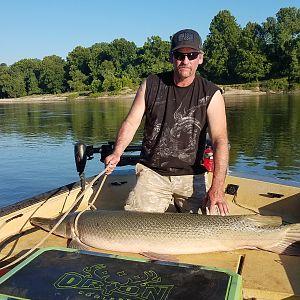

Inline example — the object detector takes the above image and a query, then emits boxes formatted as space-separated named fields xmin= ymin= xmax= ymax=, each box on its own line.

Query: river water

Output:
xmin=0 ymin=94 xmax=300 ymax=207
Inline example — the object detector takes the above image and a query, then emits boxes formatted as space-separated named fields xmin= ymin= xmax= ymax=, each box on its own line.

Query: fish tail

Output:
xmin=268 ymin=223 xmax=300 ymax=256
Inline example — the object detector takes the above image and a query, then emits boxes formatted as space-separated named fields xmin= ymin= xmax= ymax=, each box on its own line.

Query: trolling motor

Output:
xmin=74 ymin=142 xmax=142 ymax=190
xmin=74 ymin=142 xmax=89 ymax=190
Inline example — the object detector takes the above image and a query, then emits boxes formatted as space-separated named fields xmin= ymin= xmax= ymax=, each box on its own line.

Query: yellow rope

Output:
xmin=0 ymin=169 xmax=108 ymax=270
xmin=74 ymin=174 xmax=107 ymax=237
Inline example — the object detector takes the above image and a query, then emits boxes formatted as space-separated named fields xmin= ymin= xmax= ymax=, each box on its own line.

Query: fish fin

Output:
xmin=68 ymin=238 xmax=94 ymax=251
xmin=246 ymin=215 xmax=283 ymax=227
xmin=141 ymin=252 xmax=178 ymax=263
xmin=267 ymin=223 xmax=300 ymax=256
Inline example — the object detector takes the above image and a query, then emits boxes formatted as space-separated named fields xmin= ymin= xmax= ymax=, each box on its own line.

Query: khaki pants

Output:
xmin=125 ymin=163 xmax=207 ymax=213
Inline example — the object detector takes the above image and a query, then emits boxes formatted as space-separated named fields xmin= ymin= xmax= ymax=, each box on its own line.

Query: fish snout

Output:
xmin=30 ymin=217 xmax=55 ymax=230
xmin=30 ymin=215 xmax=74 ymax=239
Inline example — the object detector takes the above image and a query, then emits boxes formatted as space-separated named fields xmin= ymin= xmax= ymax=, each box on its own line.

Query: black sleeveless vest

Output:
xmin=140 ymin=71 xmax=220 ymax=176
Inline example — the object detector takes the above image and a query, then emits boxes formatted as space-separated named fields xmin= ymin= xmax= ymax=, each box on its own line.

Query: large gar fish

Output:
xmin=30 ymin=210 xmax=300 ymax=256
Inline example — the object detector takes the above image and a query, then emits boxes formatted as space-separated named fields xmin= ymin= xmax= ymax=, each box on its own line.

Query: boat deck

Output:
xmin=0 ymin=171 xmax=300 ymax=299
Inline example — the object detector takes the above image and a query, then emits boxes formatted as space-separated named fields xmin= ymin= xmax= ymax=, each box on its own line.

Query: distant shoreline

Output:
xmin=0 ymin=93 xmax=136 ymax=104
xmin=0 ymin=88 xmax=298 ymax=104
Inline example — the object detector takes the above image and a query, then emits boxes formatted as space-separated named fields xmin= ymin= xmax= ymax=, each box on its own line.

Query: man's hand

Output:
xmin=203 ymin=186 xmax=229 ymax=216
xmin=104 ymin=153 xmax=121 ymax=175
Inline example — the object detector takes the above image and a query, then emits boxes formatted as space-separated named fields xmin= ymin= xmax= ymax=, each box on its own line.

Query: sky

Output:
xmin=1 ymin=0 xmax=299 ymax=65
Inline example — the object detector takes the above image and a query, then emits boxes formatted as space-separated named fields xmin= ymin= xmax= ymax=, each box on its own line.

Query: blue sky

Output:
xmin=1 ymin=0 xmax=299 ymax=65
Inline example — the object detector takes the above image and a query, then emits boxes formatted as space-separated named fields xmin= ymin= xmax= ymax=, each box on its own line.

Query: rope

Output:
xmin=0 ymin=169 xmax=108 ymax=270
xmin=73 ymin=174 xmax=107 ymax=237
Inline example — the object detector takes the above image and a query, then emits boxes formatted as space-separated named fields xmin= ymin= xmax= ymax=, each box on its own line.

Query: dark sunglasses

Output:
xmin=172 ymin=51 xmax=200 ymax=61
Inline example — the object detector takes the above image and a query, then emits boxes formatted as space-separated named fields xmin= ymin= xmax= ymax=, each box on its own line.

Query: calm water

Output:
xmin=0 ymin=94 xmax=300 ymax=207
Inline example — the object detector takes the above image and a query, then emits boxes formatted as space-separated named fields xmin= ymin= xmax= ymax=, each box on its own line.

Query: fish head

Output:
xmin=30 ymin=213 xmax=78 ymax=239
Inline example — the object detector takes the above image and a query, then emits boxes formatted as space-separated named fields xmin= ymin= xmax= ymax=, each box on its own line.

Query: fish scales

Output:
xmin=77 ymin=211 xmax=282 ymax=254
xmin=78 ymin=211 xmax=266 ymax=239
xmin=30 ymin=210 xmax=300 ymax=256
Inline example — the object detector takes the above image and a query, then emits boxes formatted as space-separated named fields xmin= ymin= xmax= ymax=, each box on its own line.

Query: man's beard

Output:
xmin=175 ymin=66 xmax=193 ymax=80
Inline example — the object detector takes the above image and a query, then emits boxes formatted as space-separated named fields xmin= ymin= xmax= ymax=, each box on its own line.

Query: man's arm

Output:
xmin=105 ymin=80 xmax=146 ymax=174
xmin=206 ymin=90 xmax=229 ymax=215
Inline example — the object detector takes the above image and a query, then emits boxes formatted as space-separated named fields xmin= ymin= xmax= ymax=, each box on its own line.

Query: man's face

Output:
xmin=171 ymin=47 xmax=203 ymax=80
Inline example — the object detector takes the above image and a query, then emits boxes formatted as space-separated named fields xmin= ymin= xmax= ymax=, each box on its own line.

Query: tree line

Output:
xmin=0 ymin=7 xmax=299 ymax=99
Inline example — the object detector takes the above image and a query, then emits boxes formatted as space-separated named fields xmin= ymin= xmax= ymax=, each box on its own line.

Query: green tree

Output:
xmin=235 ymin=22 xmax=271 ymax=82
xmin=122 ymin=64 xmax=140 ymax=87
xmin=10 ymin=59 xmax=42 ymax=95
xmin=109 ymin=38 xmax=139 ymax=88
xmin=289 ymin=46 xmax=300 ymax=83
xmin=66 ymin=46 xmax=91 ymax=91
xmin=137 ymin=36 xmax=171 ymax=78
xmin=98 ymin=60 xmax=116 ymax=79
xmin=0 ymin=67 xmax=26 ymax=98
xmin=203 ymin=10 xmax=241 ymax=83
xmin=261 ymin=7 xmax=300 ymax=80
xmin=89 ymin=42 xmax=112 ymax=85
xmin=120 ymin=75 xmax=134 ymax=89
xmin=90 ymin=79 xmax=101 ymax=93
xmin=89 ymin=39 xmax=139 ymax=92
xmin=102 ymin=75 xmax=122 ymax=92
xmin=26 ymin=71 xmax=41 ymax=95
xmin=109 ymin=38 xmax=138 ymax=76
xmin=39 ymin=55 xmax=66 ymax=94
xmin=68 ymin=66 xmax=89 ymax=92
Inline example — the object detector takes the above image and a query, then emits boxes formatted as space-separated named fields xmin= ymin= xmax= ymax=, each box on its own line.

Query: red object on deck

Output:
xmin=203 ymin=147 xmax=214 ymax=172
xmin=0 ymin=268 xmax=10 ymax=277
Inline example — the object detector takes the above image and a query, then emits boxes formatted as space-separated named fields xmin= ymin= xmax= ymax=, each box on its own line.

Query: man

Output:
xmin=105 ymin=29 xmax=229 ymax=215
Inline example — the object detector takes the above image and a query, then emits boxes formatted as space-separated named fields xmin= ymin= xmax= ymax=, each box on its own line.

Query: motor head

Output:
xmin=74 ymin=142 xmax=87 ymax=175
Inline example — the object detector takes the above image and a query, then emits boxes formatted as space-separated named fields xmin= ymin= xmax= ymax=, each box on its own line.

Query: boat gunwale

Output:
xmin=0 ymin=179 xmax=86 ymax=218
xmin=229 ymin=171 xmax=300 ymax=188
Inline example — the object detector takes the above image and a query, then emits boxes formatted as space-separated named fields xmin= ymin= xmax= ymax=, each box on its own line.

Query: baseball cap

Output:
xmin=171 ymin=29 xmax=203 ymax=52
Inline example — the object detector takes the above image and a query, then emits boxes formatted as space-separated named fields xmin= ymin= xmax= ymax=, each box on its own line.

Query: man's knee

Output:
xmin=124 ymin=190 xmax=169 ymax=213
xmin=124 ymin=164 xmax=172 ymax=213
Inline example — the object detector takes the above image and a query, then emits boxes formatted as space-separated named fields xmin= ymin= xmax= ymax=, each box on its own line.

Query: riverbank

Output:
xmin=0 ymin=92 xmax=137 ymax=103
xmin=0 ymin=87 xmax=299 ymax=103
